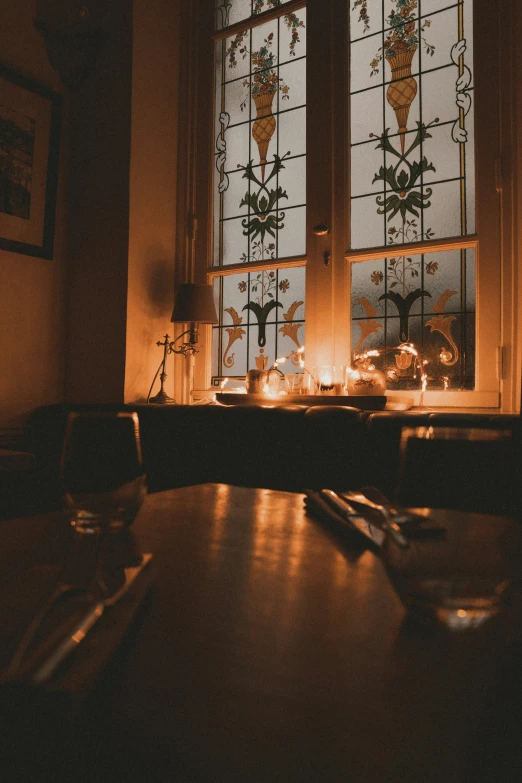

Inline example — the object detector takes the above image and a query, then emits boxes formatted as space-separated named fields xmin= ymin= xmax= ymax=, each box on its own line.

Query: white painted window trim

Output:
xmin=181 ymin=0 xmax=520 ymax=412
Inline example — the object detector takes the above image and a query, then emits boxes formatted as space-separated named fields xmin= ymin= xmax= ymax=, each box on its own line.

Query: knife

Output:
xmin=304 ymin=490 xmax=386 ymax=548
xmin=3 ymin=528 xmax=152 ymax=685
xmin=333 ymin=489 xmax=409 ymax=548
xmin=28 ymin=553 xmax=152 ymax=684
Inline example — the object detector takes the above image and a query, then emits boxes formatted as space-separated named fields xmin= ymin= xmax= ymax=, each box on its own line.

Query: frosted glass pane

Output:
xmin=222 ymin=122 xmax=250 ymax=175
xmin=277 ymin=206 xmax=306 ymax=257
xmin=350 ymin=36 xmax=383 ymax=94
xmin=214 ymin=9 xmax=306 ymax=266
xmin=464 ymin=100 xmax=476 ymax=234
xmin=223 ymin=33 xmax=251 ymax=83
xmin=216 ymin=0 xmax=297 ymax=31
xmin=222 ymin=216 xmax=249 ymax=265
xmin=351 ymin=87 xmax=383 ymax=146
xmin=279 ymin=155 xmax=306 ymax=208
xmin=351 ymin=195 xmax=386 ymax=249
xmin=350 ymin=1 xmax=475 ymax=248
xmin=417 ymin=6 xmax=456 ymax=71
xmin=278 ymin=107 xmax=306 ymax=158
xmin=421 ymin=1 xmax=458 ymax=12
xmin=224 ymin=80 xmax=250 ymax=129
xmin=215 ymin=0 xmax=251 ymax=32
xmin=424 ymin=181 xmax=463 ymax=239
xmin=279 ymin=9 xmax=307 ymax=62
xmin=351 ymin=0 xmax=383 ymax=39
xmin=350 ymin=143 xmax=385 ymax=198
xmin=221 ymin=170 xmax=249 ymax=219
xmin=421 ymin=68 xmax=458 ymax=125
xmin=351 ymin=258 xmax=386 ymax=318
xmin=212 ymin=265 xmax=306 ymax=378
xmin=421 ymin=123 xmax=460 ymax=184
xmin=277 ymin=60 xmax=306 ymax=111
xmin=350 ymin=248 xmax=476 ymax=390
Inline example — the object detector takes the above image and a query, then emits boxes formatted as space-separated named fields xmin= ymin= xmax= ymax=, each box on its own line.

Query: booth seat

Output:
xmin=2 ymin=403 xmax=519 ymax=520
xmin=23 ymin=403 xmax=368 ymax=499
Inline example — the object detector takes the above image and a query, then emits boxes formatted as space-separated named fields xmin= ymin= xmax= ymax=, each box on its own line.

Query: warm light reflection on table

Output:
xmin=96 ymin=483 xmax=522 ymax=783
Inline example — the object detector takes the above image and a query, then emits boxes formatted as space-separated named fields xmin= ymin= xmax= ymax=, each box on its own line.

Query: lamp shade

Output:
xmin=171 ymin=283 xmax=218 ymax=324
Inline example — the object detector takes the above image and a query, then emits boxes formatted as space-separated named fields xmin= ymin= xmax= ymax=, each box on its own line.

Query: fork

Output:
xmin=341 ymin=490 xmax=409 ymax=548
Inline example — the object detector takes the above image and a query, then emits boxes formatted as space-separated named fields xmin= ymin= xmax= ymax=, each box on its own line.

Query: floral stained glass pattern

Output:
xmin=350 ymin=0 xmax=474 ymax=249
xmin=213 ymin=1 xmax=306 ymax=380
xmin=350 ymin=1 xmax=475 ymax=390
xmin=214 ymin=11 xmax=306 ymax=266
xmin=212 ymin=266 xmax=305 ymax=378
xmin=351 ymin=248 xmax=476 ymax=390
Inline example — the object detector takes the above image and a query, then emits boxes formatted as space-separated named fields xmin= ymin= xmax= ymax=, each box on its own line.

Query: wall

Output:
xmin=0 ymin=0 xmax=67 ymax=430
xmin=1 ymin=0 xmax=183 ymax=422
xmin=64 ymin=0 xmax=133 ymax=403
xmin=125 ymin=0 xmax=181 ymax=403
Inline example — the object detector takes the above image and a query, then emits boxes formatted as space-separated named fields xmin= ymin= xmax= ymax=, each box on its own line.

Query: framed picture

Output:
xmin=0 ymin=64 xmax=62 ymax=259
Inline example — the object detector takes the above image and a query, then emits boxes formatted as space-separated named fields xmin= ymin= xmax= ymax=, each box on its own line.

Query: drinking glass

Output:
xmin=284 ymin=373 xmax=306 ymax=395
xmin=385 ymin=426 xmax=520 ymax=629
xmin=382 ymin=520 xmax=521 ymax=630
xmin=61 ymin=412 xmax=147 ymax=533
xmin=395 ymin=426 xmax=516 ymax=516
xmin=312 ymin=366 xmax=345 ymax=395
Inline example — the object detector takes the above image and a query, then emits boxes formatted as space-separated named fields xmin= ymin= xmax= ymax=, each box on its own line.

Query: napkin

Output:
xmin=305 ymin=486 xmax=444 ymax=549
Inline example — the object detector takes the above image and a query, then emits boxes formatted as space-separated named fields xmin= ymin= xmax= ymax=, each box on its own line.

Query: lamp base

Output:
xmin=148 ymin=389 xmax=178 ymax=405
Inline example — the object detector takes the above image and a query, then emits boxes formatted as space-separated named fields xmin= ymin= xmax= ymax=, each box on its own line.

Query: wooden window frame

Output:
xmin=178 ymin=0 xmax=520 ymax=412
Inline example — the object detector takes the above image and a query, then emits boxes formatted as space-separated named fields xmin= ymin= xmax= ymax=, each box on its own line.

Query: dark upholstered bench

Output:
xmin=10 ymin=403 xmax=521 ymax=520
xmin=0 ymin=448 xmax=40 ymax=520
xmin=24 ymin=403 xmax=368 ymax=497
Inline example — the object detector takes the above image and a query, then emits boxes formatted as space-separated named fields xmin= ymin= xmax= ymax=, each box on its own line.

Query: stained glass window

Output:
xmin=212 ymin=0 xmax=306 ymax=381
xmin=350 ymin=0 xmax=474 ymax=248
xmin=216 ymin=0 xmax=296 ymax=32
xmin=212 ymin=266 xmax=305 ymax=378
xmin=349 ymin=1 xmax=476 ymax=391
xmin=351 ymin=249 xmax=475 ymax=390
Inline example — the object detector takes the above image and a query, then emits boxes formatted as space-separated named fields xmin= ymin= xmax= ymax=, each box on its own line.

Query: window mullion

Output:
xmin=305 ymin=0 xmax=335 ymax=368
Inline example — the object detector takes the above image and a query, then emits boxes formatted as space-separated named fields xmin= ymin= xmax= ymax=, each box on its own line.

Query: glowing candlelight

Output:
xmin=319 ymin=369 xmax=332 ymax=386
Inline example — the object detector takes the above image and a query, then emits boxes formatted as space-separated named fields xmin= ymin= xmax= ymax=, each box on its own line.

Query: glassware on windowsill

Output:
xmin=312 ymin=366 xmax=346 ymax=396
xmin=345 ymin=357 xmax=386 ymax=397
xmin=61 ymin=412 xmax=147 ymax=533
xmin=284 ymin=372 xmax=306 ymax=395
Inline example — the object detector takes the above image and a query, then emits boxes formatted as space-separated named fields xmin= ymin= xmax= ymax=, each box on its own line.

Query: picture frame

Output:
xmin=0 ymin=64 xmax=62 ymax=260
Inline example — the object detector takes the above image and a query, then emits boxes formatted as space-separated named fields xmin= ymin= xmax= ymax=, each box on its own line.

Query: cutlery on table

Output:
xmin=337 ymin=490 xmax=410 ymax=548
xmin=304 ymin=490 xmax=386 ymax=549
xmin=2 ymin=530 xmax=152 ymax=685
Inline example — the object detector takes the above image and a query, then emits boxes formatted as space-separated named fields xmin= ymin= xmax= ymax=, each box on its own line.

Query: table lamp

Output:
xmin=147 ymin=283 xmax=218 ymax=404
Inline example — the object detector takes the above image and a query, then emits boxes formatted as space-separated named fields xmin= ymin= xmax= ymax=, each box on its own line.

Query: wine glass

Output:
xmin=61 ymin=412 xmax=147 ymax=533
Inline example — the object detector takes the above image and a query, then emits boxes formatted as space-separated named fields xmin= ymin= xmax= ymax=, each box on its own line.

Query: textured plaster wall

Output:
xmin=125 ymin=0 xmax=181 ymax=403
xmin=0 ymin=0 xmax=67 ymax=428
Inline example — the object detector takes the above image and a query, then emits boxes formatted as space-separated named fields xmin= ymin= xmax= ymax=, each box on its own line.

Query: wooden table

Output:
xmin=3 ymin=484 xmax=522 ymax=782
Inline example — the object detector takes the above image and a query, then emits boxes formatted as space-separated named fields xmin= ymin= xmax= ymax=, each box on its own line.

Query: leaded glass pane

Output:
xmin=214 ymin=9 xmax=306 ymax=266
xmin=215 ymin=1 xmax=295 ymax=32
xmin=350 ymin=0 xmax=475 ymax=249
xmin=350 ymin=249 xmax=476 ymax=390
xmin=212 ymin=266 xmax=306 ymax=379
